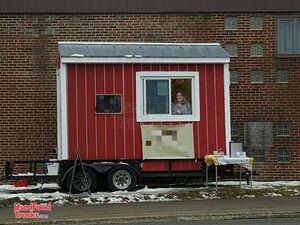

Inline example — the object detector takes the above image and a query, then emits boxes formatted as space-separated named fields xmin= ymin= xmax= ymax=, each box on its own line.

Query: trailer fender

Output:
xmin=87 ymin=162 xmax=141 ymax=182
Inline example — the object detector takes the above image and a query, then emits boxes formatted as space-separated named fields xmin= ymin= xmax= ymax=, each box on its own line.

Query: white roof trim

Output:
xmin=58 ymin=41 xmax=221 ymax=46
xmin=61 ymin=57 xmax=230 ymax=64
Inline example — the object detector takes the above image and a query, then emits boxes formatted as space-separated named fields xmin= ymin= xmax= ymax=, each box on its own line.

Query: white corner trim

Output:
xmin=61 ymin=57 xmax=230 ymax=64
xmin=59 ymin=64 xmax=69 ymax=160
xmin=224 ymin=64 xmax=231 ymax=155
xmin=56 ymin=69 xmax=62 ymax=160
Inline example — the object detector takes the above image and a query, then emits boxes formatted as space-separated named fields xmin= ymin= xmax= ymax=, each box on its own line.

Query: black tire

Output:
xmin=107 ymin=165 xmax=137 ymax=192
xmin=66 ymin=167 xmax=98 ymax=193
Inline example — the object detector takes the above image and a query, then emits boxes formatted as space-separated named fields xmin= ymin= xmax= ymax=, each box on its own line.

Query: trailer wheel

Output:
xmin=107 ymin=166 xmax=137 ymax=191
xmin=66 ymin=167 xmax=98 ymax=193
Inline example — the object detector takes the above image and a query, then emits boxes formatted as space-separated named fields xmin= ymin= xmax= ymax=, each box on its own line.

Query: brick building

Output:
xmin=0 ymin=0 xmax=300 ymax=180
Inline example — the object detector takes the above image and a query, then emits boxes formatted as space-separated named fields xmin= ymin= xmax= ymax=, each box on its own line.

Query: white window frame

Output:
xmin=136 ymin=71 xmax=200 ymax=122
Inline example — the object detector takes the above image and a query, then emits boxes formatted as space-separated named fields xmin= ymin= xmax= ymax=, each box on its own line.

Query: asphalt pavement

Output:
xmin=1 ymin=196 xmax=300 ymax=224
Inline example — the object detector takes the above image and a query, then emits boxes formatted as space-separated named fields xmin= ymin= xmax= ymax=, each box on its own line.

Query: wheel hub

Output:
xmin=73 ymin=171 xmax=92 ymax=192
xmin=113 ymin=170 xmax=131 ymax=190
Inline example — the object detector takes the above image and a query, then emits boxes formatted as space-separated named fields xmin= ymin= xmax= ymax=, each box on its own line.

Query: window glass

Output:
xmin=278 ymin=20 xmax=294 ymax=53
xmin=276 ymin=70 xmax=289 ymax=83
xmin=251 ymin=70 xmax=264 ymax=83
xmin=244 ymin=122 xmax=273 ymax=148
xmin=278 ymin=149 xmax=290 ymax=163
xmin=95 ymin=95 xmax=121 ymax=113
xmin=171 ymin=79 xmax=192 ymax=115
xmin=146 ymin=80 xmax=169 ymax=114
xmin=250 ymin=44 xmax=263 ymax=56
xmin=224 ymin=44 xmax=238 ymax=57
xmin=277 ymin=122 xmax=290 ymax=136
xmin=250 ymin=17 xmax=263 ymax=30
xmin=248 ymin=148 xmax=266 ymax=162
xmin=224 ymin=17 xmax=237 ymax=30
xmin=230 ymin=70 xmax=238 ymax=84
xmin=231 ymin=122 xmax=240 ymax=137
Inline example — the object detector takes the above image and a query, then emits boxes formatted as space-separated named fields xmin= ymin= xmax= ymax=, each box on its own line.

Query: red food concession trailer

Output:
xmin=5 ymin=42 xmax=231 ymax=192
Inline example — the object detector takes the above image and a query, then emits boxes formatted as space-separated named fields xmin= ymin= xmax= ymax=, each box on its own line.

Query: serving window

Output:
xmin=136 ymin=72 xmax=200 ymax=122
xmin=95 ymin=94 xmax=122 ymax=114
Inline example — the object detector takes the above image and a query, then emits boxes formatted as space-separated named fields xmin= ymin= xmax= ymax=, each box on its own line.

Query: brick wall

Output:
xmin=0 ymin=13 xmax=299 ymax=180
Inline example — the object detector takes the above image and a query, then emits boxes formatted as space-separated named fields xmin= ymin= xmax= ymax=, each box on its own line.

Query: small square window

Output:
xmin=276 ymin=70 xmax=289 ymax=83
xmin=248 ymin=148 xmax=266 ymax=162
xmin=95 ymin=95 xmax=122 ymax=114
xmin=250 ymin=17 xmax=263 ymax=30
xmin=250 ymin=44 xmax=263 ymax=56
xmin=251 ymin=70 xmax=264 ymax=83
xmin=277 ymin=122 xmax=290 ymax=136
xmin=244 ymin=122 xmax=273 ymax=148
xmin=231 ymin=122 xmax=240 ymax=137
xmin=225 ymin=44 xmax=238 ymax=57
xmin=278 ymin=149 xmax=290 ymax=163
xmin=230 ymin=70 xmax=238 ymax=84
xmin=225 ymin=17 xmax=238 ymax=30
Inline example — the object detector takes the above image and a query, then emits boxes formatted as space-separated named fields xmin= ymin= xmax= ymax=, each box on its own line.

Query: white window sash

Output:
xmin=136 ymin=72 xmax=200 ymax=122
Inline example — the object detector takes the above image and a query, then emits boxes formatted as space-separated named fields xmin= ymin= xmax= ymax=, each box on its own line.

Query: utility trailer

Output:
xmin=4 ymin=42 xmax=231 ymax=192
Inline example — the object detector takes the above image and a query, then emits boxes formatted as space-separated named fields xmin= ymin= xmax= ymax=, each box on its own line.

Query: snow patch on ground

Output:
xmin=0 ymin=181 xmax=300 ymax=207
xmin=208 ymin=180 xmax=300 ymax=188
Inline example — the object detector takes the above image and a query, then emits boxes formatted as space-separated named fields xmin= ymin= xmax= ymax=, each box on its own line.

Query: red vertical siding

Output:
xmin=86 ymin=64 xmax=97 ymax=159
xmin=76 ymin=65 xmax=87 ymax=159
xmin=66 ymin=63 xmax=226 ymax=172
xmin=114 ymin=64 xmax=125 ymax=159
xmin=104 ymin=65 xmax=116 ymax=160
xmin=215 ymin=64 xmax=226 ymax=152
xmin=123 ymin=64 xmax=134 ymax=159
xmin=95 ymin=65 xmax=106 ymax=159
xmin=198 ymin=64 xmax=208 ymax=157
xmin=206 ymin=64 xmax=217 ymax=154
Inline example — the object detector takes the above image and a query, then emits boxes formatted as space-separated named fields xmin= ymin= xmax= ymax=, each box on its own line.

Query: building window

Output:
xmin=278 ymin=149 xmax=290 ymax=163
xmin=225 ymin=17 xmax=238 ymax=30
xmin=95 ymin=95 xmax=122 ymax=114
xmin=244 ymin=122 xmax=273 ymax=148
xmin=250 ymin=17 xmax=263 ymax=30
xmin=225 ymin=44 xmax=238 ymax=57
xmin=248 ymin=148 xmax=266 ymax=162
xmin=231 ymin=122 xmax=240 ymax=137
xmin=250 ymin=44 xmax=263 ymax=57
xmin=251 ymin=70 xmax=264 ymax=83
xmin=276 ymin=70 xmax=289 ymax=83
xmin=136 ymin=72 xmax=200 ymax=122
xmin=230 ymin=70 xmax=238 ymax=84
xmin=277 ymin=19 xmax=300 ymax=55
xmin=277 ymin=122 xmax=290 ymax=136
